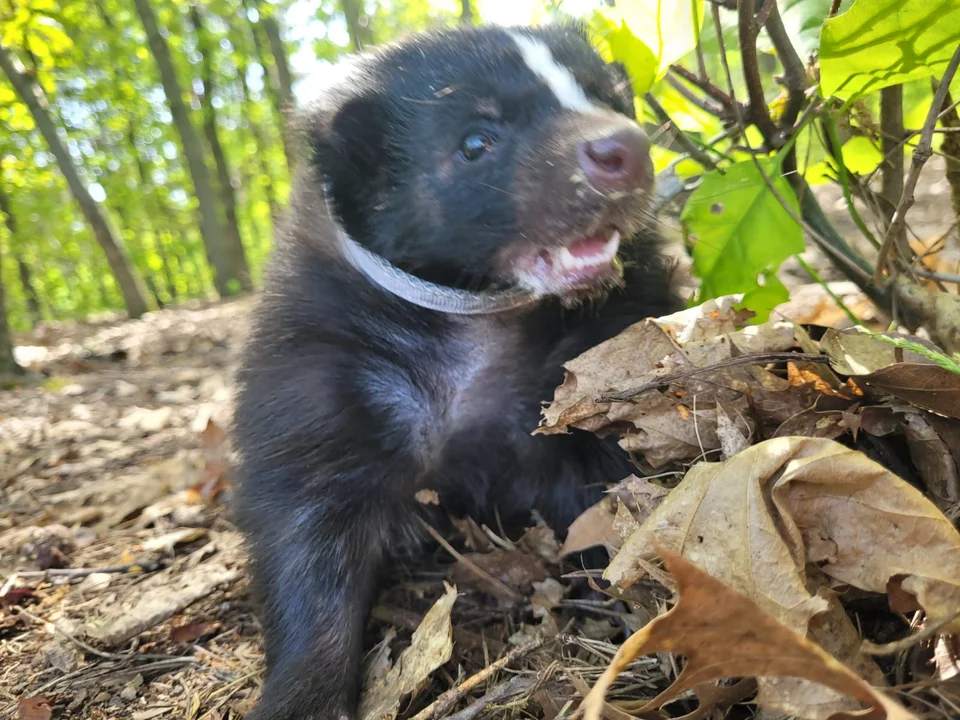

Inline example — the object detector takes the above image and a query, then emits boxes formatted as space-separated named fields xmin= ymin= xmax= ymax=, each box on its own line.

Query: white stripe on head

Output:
xmin=509 ymin=32 xmax=593 ymax=112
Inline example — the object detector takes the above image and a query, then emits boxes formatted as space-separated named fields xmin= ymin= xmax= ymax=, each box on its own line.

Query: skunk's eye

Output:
xmin=459 ymin=132 xmax=495 ymax=161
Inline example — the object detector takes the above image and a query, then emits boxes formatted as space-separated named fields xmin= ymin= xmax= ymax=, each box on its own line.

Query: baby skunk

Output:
xmin=233 ymin=23 xmax=679 ymax=720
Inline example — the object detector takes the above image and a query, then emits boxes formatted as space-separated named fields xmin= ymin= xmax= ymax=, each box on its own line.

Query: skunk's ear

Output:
xmin=305 ymin=90 xmax=391 ymax=237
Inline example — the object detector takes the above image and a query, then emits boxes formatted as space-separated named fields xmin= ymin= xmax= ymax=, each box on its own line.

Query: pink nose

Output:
xmin=576 ymin=127 xmax=652 ymax=194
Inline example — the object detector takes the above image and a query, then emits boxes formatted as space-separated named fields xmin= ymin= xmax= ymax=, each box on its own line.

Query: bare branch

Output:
xmin=670 ymin=64 xmax=736 ymax=110
xmin=711 ymin=2 xmax=889 ymax=310
xmin=665 ymin=74 xmax=725 ymax=117
xmin=876 ymin=44 xmax=960 ymax=282
xmin=644 ymin=93 xmax=718 ymax=170
xmin=828 ymin=0 xmax=842 ymax=17
xmin=763 ymin=0 xmax=806 ymax=129
xmin=737 ymin=0 xmax=780 ymax=148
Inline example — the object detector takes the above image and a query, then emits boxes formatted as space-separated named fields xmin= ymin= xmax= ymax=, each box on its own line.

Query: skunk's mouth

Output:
xmin=512 ymin=228 xmax=623 ymax=296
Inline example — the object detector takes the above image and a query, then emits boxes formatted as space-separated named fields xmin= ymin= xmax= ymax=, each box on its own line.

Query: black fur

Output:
xmin=233 ymin=24 xmax=680 ymax=720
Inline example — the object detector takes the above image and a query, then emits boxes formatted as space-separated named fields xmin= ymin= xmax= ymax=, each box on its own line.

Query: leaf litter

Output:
xmin=2 ymin=291 xmax=960 ymax=720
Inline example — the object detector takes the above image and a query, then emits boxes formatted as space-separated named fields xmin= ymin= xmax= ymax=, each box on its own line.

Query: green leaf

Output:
xmin=600 ymin=18 xmax=658 ymax=96
xmin=738 ymin=272 xmax=789 ymax=324
xmin=781 ymin=0 xmax=851 ymax=58
xmin=682 ymin=158 xmax=803 ymax=306
xmin=820 ymin=0 xmax=960 ymax=100
xmin=603 ymin=0 xmax=705 ymax=78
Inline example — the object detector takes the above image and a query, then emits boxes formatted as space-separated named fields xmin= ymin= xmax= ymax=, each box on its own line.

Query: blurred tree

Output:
xmin=189 ymin=2 xmax=253 ymax=291
xmin=341 ymin=0 xmax=373 ymax=51
xmin=132 ymin=0 xmax=245 ymax=297
xmin=0 ymin=42 xmax=149 ymax=318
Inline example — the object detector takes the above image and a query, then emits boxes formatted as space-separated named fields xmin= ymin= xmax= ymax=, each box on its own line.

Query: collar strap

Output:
xmin=334 ymin=228 xmax=540 ymax=316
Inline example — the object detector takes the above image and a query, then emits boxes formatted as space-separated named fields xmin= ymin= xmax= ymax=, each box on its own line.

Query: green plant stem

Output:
xmin=793 ymin=254 xmax=863 ymax=327
xmin=821 ymin=113 xmax=880 ymax=249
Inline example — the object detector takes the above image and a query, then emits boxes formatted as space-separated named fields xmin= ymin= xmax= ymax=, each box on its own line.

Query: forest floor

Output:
xmin=1 ymin=165 xmax=959 ymax=720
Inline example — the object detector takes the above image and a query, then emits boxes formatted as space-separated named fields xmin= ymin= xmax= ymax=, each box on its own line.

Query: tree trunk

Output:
xmin=15 ymin=256 xmax=42 ymax=326
xmin=132 ymin=0 xmax=242 ymax=297
xmin=459 ymin=0 xmax=474 ymax=24
xmin=0 ymin=160 xmax=25 ymax=374
xmin=339 ymin=0 xmax=373 ymax=52
xmin=0 ymin=246 xmax=21 ymax=377
xmin=0 ymin=170 xmax=43 ymax=327
xmin=0 ymin=43 xmax=149 ymax=319
xmin=242 ymin=0 xmax=296 ymax=170
xmin=189 ymin=4 xmax=253 ymax=292
xmin=232 ymin=38 xmax=280 ymax=224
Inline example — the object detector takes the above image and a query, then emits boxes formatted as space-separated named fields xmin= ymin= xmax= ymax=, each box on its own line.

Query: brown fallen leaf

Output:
xmin=18 ymin=696 xmax=52 ymax=720
xmin=562 ymin=476 xmax=668 ymax=557
xmin=583 ymin=550 xmax=918 ymax=720
xmin=603 ymin=437 xmax=960 ymax=717
xmin=606 ymin=437 xmax=960 ymax=632
xmin=358 ymin=583 xmax=457 ymax=720
xmin=903 ymin=413 xmax=960 ymax=501
xmin=538 ymin=298 xmax=801 ymax=467
xmin=170 ymin=620 xmax=219 ymax=644
xmin=449 ymin=548 xmax=549 ymax=599
xmin=821 ymin=328 xmax=960 ymax=419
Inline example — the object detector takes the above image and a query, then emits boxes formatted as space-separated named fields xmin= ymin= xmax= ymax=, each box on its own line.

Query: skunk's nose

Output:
xmin=577 ymin=126 xmax=652 ymax=194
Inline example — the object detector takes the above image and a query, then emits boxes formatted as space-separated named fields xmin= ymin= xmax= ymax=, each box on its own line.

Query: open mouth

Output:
xmin=513 ymin=228 xmax=622 ymax=296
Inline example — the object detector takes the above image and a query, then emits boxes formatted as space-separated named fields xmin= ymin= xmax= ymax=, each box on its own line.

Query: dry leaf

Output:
xmin=603 ymin=437 xmax=960 ymax=717
xmin=821 ymin=328 xmax=960 ymax=419
xmin=18 ymin=697 xmax=52 ymax=720
xmin=449 ymin=548 xmax=549 ymax=599
xmin=606 ymin=437 xmax=960 ymax=631
xmin=358 ymin=583 xmax=457 ymax=720
xmin=539 ymin=299 xmax=796 ymax=468
xmin=583 ymin=550 xmax=918 ymax=720
xmin=903 ymin=413 xmax=960 ymax=501
xmin=170 ymin=620 xmax=219 ymax=644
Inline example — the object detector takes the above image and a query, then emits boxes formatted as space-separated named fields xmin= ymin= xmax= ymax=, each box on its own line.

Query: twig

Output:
xmin=828 ymin=0 xmax=842 ymax=16
xmin=643 ymin=93 xmax=717 ymax=169
xmin=763 ymin=0 xmax=806 ymax=130
xmin=445 ymin=675 xmax=535 ymax=720
xmin=417 ymin=517 xmax=520 ymax=604
xmin=794 ymin=254 xmax=863 ymax=327
xmin=861 ymin=607 xmax=960 ymax=656
xmin=875 ymin=44 xmax=960 ymax=282
xmin=913 ymin=267 xmax=960 ymax=284
xmin=669 ymin=64 xmax=735 ymax=110
xmin=4 ymin=563 xmax=146 ymax=583
xmin=14 ymin=605 xmax=127 ymax=660
xmin=821 ymin=113 xmax=880 ymax=248
xmin=410 ymin=638 xmax=543 ymax=720
xmin=664 ymin=74 xmax=725 ymax=117
xmin=599 ymin=352 xmax=830 ymax=403
xmin=878 ymin=85 xmax=906 ymax=248
xmin=738 ymin=0 xmax=780 ymax=148
xmin=712 ymin=2 xmax=892 ymax=311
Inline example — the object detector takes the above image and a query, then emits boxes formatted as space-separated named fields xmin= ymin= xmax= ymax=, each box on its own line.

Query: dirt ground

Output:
xmin=1 ymin=163 xmax=958 ymax=720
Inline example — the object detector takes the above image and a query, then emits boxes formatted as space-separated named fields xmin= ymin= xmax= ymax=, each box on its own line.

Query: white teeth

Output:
xmin=552 ymin=230 xmax=621 ymax=272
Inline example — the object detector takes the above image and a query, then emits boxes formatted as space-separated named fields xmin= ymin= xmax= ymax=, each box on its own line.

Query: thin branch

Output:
xmin=828 ymin=0 xmax=842 ymax=16
xmin=878 ymin=86 xmax=905 ymax=237
xmin=417 ymin=517 xmax=520 ymax=604
xmin=711 ymin=2 xmax=890 ymax=310
xmin=763 ymin=0 xmax=806 ymax=129
xmin=738 ymin=0 xmax=780 ymax=148
xmin=875 ymin=44 xmax=960 ymax=283
xmin=410 ymin=639 xmax=543 ymax=720
xmin=913 ymin=268 xmax=960 ymax=284
xmin=644 ymin=93 xmax=718 ymax=170
xmin=600 ymin=353 xmax=831 ymax=403
xmin=665 ymin=74 xmax=725 ymax=117
xmin=669 ymin=64 xmax=736 ymax=109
